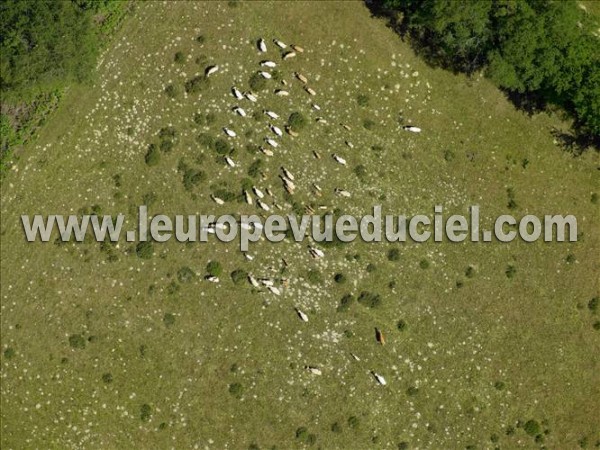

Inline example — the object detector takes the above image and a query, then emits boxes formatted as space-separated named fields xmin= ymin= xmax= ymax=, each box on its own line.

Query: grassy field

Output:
xmin=1 ymin=2 xmax=599 ymax=449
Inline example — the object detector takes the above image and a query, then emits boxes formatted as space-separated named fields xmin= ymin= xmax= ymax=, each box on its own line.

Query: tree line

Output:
xmin=376 ymin=0 xmax=599 ymax=143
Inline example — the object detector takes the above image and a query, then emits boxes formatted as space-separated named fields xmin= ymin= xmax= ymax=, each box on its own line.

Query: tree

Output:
xmin=206 ymin=261 xmax=222 ymax=277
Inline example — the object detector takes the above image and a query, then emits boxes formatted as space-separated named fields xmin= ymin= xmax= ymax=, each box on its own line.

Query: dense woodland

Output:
xmin=377 ymin=0 xmax=600 ymax=141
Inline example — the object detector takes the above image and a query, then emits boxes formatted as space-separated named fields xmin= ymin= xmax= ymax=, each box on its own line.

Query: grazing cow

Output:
xmin=265 ymin=188 xmax=274 ymax=197
xmin=375 ymin=327 xmax=385 ymax=345
xmin=332 ymin=153 xmax=347 ymax=165
xmin=265 ymin=138 xmax=279 ymax=147
xmin=291 ymin=44 xmax=304 ymax=53
xmin=312 ymin=183 xmax=322 ymax=193
xmin=350 ymin=353 xmax=361 ymax=361
xmin=305 ymin=366 xmax=322 ymax=375
xmin=211 ymin=195 xmax=225 ymax=205
xmin=341 ymin=123 xmax=351 ymax=131
xmin=264 ymin=110 xmax=279 ymax=119
xmin=244 ymin=91 xmax=258 ymax=102
xmin=257 ymin=199 xmax=270 ymax=211
xmin=305 ymin=204 xmax=315 ymax=215
xmin=223 ymin=127 xmax=236 ymax=137
xmin=281 ymin=167 xmax=295 ymax=180
xmin=248 ymin=275 xmax=260 ymax=287
xmin=205 ymin=275 xmax=220 ymax=283
xmin=372 ymin=371 xmax=387 ymax=385
xmin=268 ymin=286 xmax=281 ymax=296
xmin=294 ymin=72 xmax=308 ymax=84
xmin=233 ymin=106 xmax=247 ymax=117
xmin=259 ymin=71 xmax=272 ymax=79
xmin=316 ymin=117 xmax=328 ymax=124
xmin=311 ymin=103 xmax=321 ymax=110
xmin=335 ymin=188 xmax=351 ymax=198
xmin=270 ymin=124 xmax=283 ymax=136
xmin=345 ymin=140 xmax=354 ymax=148
xmin=304 ymin=86 xmax=316 ymax=96
xmin=258 ymin=38 xmax=267 ymax=52
xmin=285 ymin=126 xmax=299 ymax=137
xmin=260 ymin=278 xmax=274 ymax=287
xmin=403 ymin=125 xmax=421 ymax=133
xmin=205 ymin=65 xmax=219 ymax=77
xmin=275 ymin=89 xmax=289 ymax=96
xmin=244 ymin=253 xmax=254 ymax=261
xmin=252 ymin=186 xmax=264 ymax=198
xmin=273 ymin=39 xmax=287 ymax=49
xmin=295 ymin=308 xmax=309 ymax=322
xmin=313 ymin=150 xmax=321 ymax=159
xmin=225 ymin=156 xmax=235 ymax=167
xmin=282 ymin=51 xmax=297 ymax=60
xmin=232 ymin=87 xmax=243 ymax=99
xmin=308 ymin=246 xmax=325 ymax=258
xmin=244 ymin=190 xmax=253 ymax=205
xmin=260 ymin=146 xmax=274 ymax=157
xmin=260 ymin=60 xmax=277 ymax=68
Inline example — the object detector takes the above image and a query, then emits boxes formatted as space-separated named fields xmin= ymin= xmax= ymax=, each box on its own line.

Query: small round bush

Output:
xmin=505 ymin=264 xmax=517 ymax=278
xmin=231 ymin=269 xmax=248 ymax=285
xmin=296 ymin=427 xmax=308 ymax=440
xmin=206 ymin=261 xmax=223 ymax=277
xmin=387 ymin=248 xmax=400 ymax=261
xmin=288 ymin=112 xmax=307 ymax=131
xmin=164 ymin=83 xmax=178 ymax=98
xmin=174 ymin=51 xmax=185 ymax=63
xmin=248 ymin=72 xmax=267 ymax=91
xmin=229 ymin=382 xmax=244 ymax=398
xmin=357 ymin=94 xmax=370 ymax=106
xmin=588 ymin=296 xmax=599 ymax=313
xmin=337 ymin=294 xmax=355 ymax=312
xmin=145 ymin=144 xmax=160 ymax=166
xmin=140 ymin=404 xmax=152 ymax=422
xmin=366 ymin=263 xmax=377 ymax=273
xmin=419 ymin=259 xmax=430 ymax=269
xmin=214 ymin=138 xmax=230 ymax=155
xmin=307 ymin=269 xmax=323 ymax=284
xmin=334 ymin=273 xmax=347 ymax=284
xmin=363 ymin=118 xmax=376 ymax=130
xmin=177 ymin=267 xmax=195 ymax=283
xmin=331 ymin=422 xmax=342 ymax=433
xmin=524 ymin=420 xmax=541 ymax=437
xmin=3 ymin=347 xmax=16 ymax=359
xmin=347 ymin=416 xmax=360 ymax=429
xmin=163 ymin=313 xmax=175 ymax=327
xmin=69 ymin=334 xmax=86 ymax=349
xmin=136 ymin=241 xmax=153 ymax=259
xmin=397 ymin=319 xmax=407 ymax=331
xmin=102 ymin=372 xmax=113 ymax=384
xmin=196 ymin=34 xmax=205 ymax=44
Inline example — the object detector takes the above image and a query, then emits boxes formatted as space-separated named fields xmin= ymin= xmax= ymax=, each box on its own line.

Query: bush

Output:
xmin=247 ymin=159 xmax=264 ymax=178
xmin=406 ymin=386 xmax=419 ymax=396
xmin=193 ymin=112 xmax=205 ymax=125
xmin=229 ymin=382 xmax=244 ymax=399
xmin=354 ymin=164 xmax=367 ymax=180
xmin=524 ymin=420 xmax=541 ymax=437
xmin=214 ymin=138 xmax=230 ymax=155
xmin=144 ymin=143 xmax=160 ymax=166
xmin=177 ymin=267 xmax=195 ymax=283
xmin=397 ymin=319 xmax=407 ymax=331
xmin=587 ymin=297 xmax=598 ymax=313
xmin=465 ymin=266 xmax=475 ymax=278
xmin=164 ymin=83 xmax=178 ymax=98
xmin=357 ymin=94 xmax=370 ymax=106
xmin=196 ymin=35 xmax=205 ymax=44
xmin=334 ymin=273 xmax=347 ymax=284
xmin=174 ymin=51 xmax=185 ymax=63
xmin=306 ymin=269 xmax=323 ymax=284
xmin=494 ymin=381 xmax=505 ymax=390
xmin=248 ymin=72 xmax=267 ymax=91
xmin=102 ymin=372 xmax=113 ymax=384
xmin=160 ymin=139 xmax=174 ymax=153
xmin=398 ymin=442 xmax=409 ymax=450
xmin=136 ymin=241 xmax=153 ymax=259
xmin=140 ymin=404 xmax=152 ymax=422
xmin=185 ymin=75 xmax=210 ymax=94
xmin=505 ymin=264 xmax=516 ymax=278
xmin=197 ymin=133 xmax=215 ymax=149
xmin=331 ymin=422 xmax=342 ymax=433
xmin=366 ymin=263 xmax=377 ymax=273
xmin=357 ymin=291 xmax=382 ymax=308
xmin=387 ymin=248 xmax=400 ymax=261
xmin=288 ymin=112 xmax=307 ymax=131
xmin=183 ymin=168 xmax=206 ymax=191
xmin=69 ymin=334 xmax=86 ymax=349
xmin=419 ymin=259 xmax=430 ymax=269
xmin=206 ymin=261 xmax=223 ymax=277
xmin=163 ymin=313 xmax=175 ymax=327
xmin=231 ymin=269 xmax=248 ymax=285
xmin=159 ymin=126 xmax=177 ymax=140
xmin=296 ymin=427 xmax=308 ymax=440
xmin=347 ymin=416 xmax=360 ymax=429
xmin=3 ymin=347 xmax=16 ymax=359
xmin=363 ymin=118 xmax=376 ymax=130
xmin=337 ymin=294 xmax=355 ymax=312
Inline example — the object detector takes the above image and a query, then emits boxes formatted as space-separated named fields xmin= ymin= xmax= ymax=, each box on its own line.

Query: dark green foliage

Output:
xmin=357 ymin=94 xmax=370 ymax=106
xmin=591 ymin=193 xmax=598 ymax=204
xmin=248 ymin=72 xmax=267 ymax=91
xmin=177 ymin=267 xmax=195 ymax=283
xmin=523 ymin=419 xmax=541 ymax=437
xmin=380 ymin=0 xmax=600 ymax=138
xmin=144 ymin=143 xmax=160 ymax=166
xmin=366 ymin=263 xmax=377 ymax=273
xmin=397 ymin=319 xmax=407 ymax=331
xmin=465 ymin=266 xmax=475 ymax=278
xmin=331 ymin=422 xmax=342 ymax=433
xmin=589 ymin=297 xmax=599 ymax=313
xmin=387 ymin=248 xmax=400 ymax=261
xmin=206 ymin=261 xmax=223 ymax=277
xmin=3 ymin=347 xmax=16 ymax=359
xmin=182 ymin=168 xmax=206 ymax=191
xmin=228 ymin=382 xmax=243 ymax=398
xmin=136 ymin=241 xmax=153 ymax=259
xmin=419 ymin=259 xmax=430 ymax=269
xmin=406 ymin=386 xmax=419 ymax=396
xmin=160 ymin=140 xmax=174 ymax=153
xmin=197 ymin=133 xmax=215 ymax=149
xmin=363 ymin=118 xmax=376 ymax=130
xmin=296 ymin=427 xmax=308 ymax=440
xmin=212 ymin=188 xmax=236 ymax=202
xmin=337 ymin=294 xmax=354 ymax=312
xmin=357 ymin=291 xmax=382 ymax=308
xmin=494 ymin=381 xmax=505 ymax=391
xmin=306 ymin=269 xmax=323 ymax=284
xmin=566 ymin=253 xmax=576 ymax=264
xmin=398 ymin=442 xmax=409 ymax=450
xmin=1 ymin=1 xmax=98 ymax=100
xmin=347 ymin=416 xmax=360 ymax=429
xmin=247 ymin=159 xmax=264 ymax=178
xmin=102 ymin=372 xmax=113 ymax=384
xmin=231 ymin=269 xmax=248 ymax=285
xmin=164 ymin=84 xmax=179 ymax=98
xmin=163 ymin=313 xmax=175 ymax=327
xmin=196 ymin=34 xmax=205 ymax=44
xmin=174 ymin=51 xmax=185 ymax=63
xmin=334 ymin=273 xmax=347 ymax=284
xmin=593 ymin=321 xmax=600 ymax=331
xmin=354 ymin=164 xmax=367 ymax=181
xmin=140 ymin=404 xmax=152 ymax=422
xmin=69 ymin=334 xmax=86 ymax=349
xmin=505 ymin=264 xmax=516 ymax=278
xmin=214 ymin=138 xmax=230 ymax=155
xmin=185 ymin=75 xmax=210 ymax=94
xmin=159 ymin=126 xmax=177 ymax=140
xmin=288 ymin=112 xmax=307 ymax=131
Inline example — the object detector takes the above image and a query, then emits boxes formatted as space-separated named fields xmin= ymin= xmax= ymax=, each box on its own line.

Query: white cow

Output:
xmin=232 ymin=87 xmax=243 ymax=99
xmin=372 ymin=372 xmax=387 ymax=386
xmin=223 ymin=127 xmax=236 ymax=137
xmin=275 ymin=89 xmax=289 ymax=96
xmin=252 ymin=186 xmax=264 ymax=198
xmin=403 ymin=125 xmax=421 ymax=133
xmin=335 ymin=188 xmax=351 ymax=198
xmin=211 ymin=195 xmax=224 ymax=205
xmin=260 ymin=60 xmax=277 ymax=68
xmin=258 ymin=38 xmax=267 ymax=52
xmin=244 ymin=92 xmax=258 ymax=102
xmin=295 ymin=308 xmax=309 ymax=322
xmin=259 ymin=71 xmax=272 ymax=79
xmin=233 ymin=106 xmax=246 ymax=117
xmin=225 ymin=156 xmax=235 ymax=167
xmin=304 ymin=86 xmax=316 ymax=96
xmin=270 ymin=124 xmax=283 ymax=136
xmin=273 ymin=39 xmax=287 ymax=49
xmin=332 ymin=154 xmax=347 ymax=165
xmin=248 ymin=275 xmax=260 ymax=287
xmin=305 ymin=366 xmax=322 ymax=375
xmin=264 ymin=110 xmax=279 ymax=119
xmin=265 ymin=138 xmax=279 ymax=148
xmin=281 ymin=167 xmax=294 ymax=180
xmin=205 ymin=65 xmax=219 ymax=77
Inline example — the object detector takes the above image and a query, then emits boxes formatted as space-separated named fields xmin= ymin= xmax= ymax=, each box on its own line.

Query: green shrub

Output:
xmin=174 ymin=51 xmax=185 ymax=63
xmin=197 ymin=133 xmax=215 ymax=149
xmin=229 ymin=382 xmax=244 ymax=399
xmin=69 ymin=334 xmax=86 ymax=349
xmin=196 ymin=34 xmax=205 ymax=44
xmin=214 ymin=138 xmax=230 ymax=155
xmin=465 ymin=266 xmax=475 ymax=278
xmin=159 ymin=126 xmax=177 ymax=140
xmin=334 ymin=273 xmax=347 ymax=284
xmin=387 ymin=248 xmax=400 ymax=261
xmin=398 ymin=442 xmax=409 ymax=450
xmin=354 ymin=164 xmax=367 ymax=180
xmin=102 ymin=372 xmax=113 ymax=384
xmin=140 ymin=403 xmax=152 ymax=422
xmin=177 ymin=267 xmax=195 ymax=283
xmin=166 ymin=281 xmax=180 ymax=295
xmin=185 ymin=75 xmax=210 ymax=94
xmin=357 ymin=291 xmax=381 ymax=308
xmin=144 ymin=143 xmax=160 ymax=166
xmin=406 ymin=386 xmax=419 ymax=396
xmin=494 ymin=381 xmax=505 ymax=390
xmin=357 ymin=94 xmax=370 ymax=106
xmin=397 ymin=319 xmax=407 ymax=331
xmin=444 ymin=149 xmax=455 ymax=161
xmin=366 ymin=263 xmax=377 ymax=273
xmin=524 ymin=420 xmax=541 ymax=437
xmin=347 ymin=416 xmax=360 ymax=429
xmin=296 ymin=427 xmax=308 ymax=440
xmin=331 ymin=422 xmax=342 ymax=433
xmin=247 ymin=159 xmax=264 ymax=178
xmin=337 ymin=294 xmax=354 ymax=312
xmin=505 ymin=264 xmax=516 ymax=278
xmin=231 ymin=269 xmax=248 ymax=285
xmin=306 ymin=269 xmax=323 ymax=284
xmin=3 ymin=347 xmax=16 ymax=359
xmin=592 ymin=321 xmax=600 ymax=330
xmin=183 ymin=168 xmax=206 ymax=190
xmin=288 ymin=112 xmax=307 ymax=131
xmin=136 ymin=241 xmax=153 ymax=259
xmin=163 ymin=313 xmax=175 ymax=327
xmin=419 ymin=259 xmax=430 ymax=269
xmin=206 ymin=261 xmax=223 ymax=277
xmin=248 ymin=72 xmax=267 ymax=91
xmin=160 ymin=139 xmax=174 ymax=153
xmin=164 ymin=83 xmax=178 ymax=98
xmin=363 ymin=118 xmax=376 ymax=130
